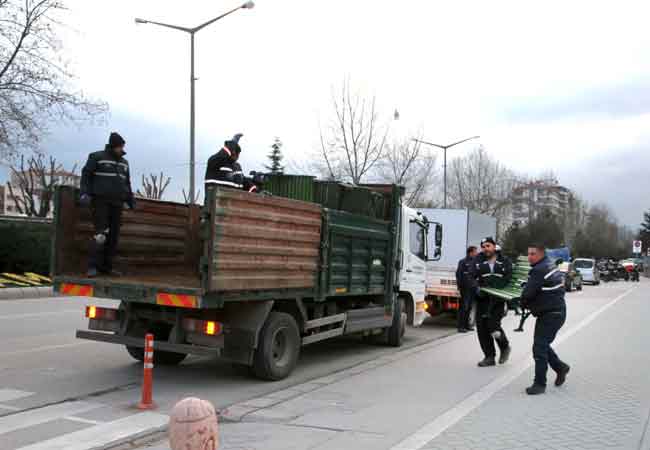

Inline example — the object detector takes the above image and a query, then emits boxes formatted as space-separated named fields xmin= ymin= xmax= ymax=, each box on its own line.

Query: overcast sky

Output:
xmin=13 ymin=0 xmax=650 ymax=227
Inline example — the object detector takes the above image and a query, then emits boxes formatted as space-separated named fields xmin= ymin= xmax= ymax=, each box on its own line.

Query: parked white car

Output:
xmin=574 ymin=258 xmax=600 ymax=285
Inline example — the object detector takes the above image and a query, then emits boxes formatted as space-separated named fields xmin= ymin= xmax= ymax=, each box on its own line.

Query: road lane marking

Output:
xmin=16 ymin=411 xmax=168 ymax=450
xmin=0 ymin=342 xmax=94 ymax=358
xmin=389 ymin=285 xmax=638 ymax=450
xmin=65 ymin=416 xmax=103 ymax=425
xmin=0 ymin=389 xmax=34 ymax=403
xmin=0 ymin=401 xmax=100 ymax=435
xmin=0 ymin=310 xmax=79 ymax=320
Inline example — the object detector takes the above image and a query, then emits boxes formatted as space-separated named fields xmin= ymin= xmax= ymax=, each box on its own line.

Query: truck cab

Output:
xmin=399 ymin=206 xmax=441 ymax=327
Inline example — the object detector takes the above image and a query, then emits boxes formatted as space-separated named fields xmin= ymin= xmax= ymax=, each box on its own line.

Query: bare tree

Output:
xmin=447 ymin=146 xmax=522 ymax=235
xmin=0 ymin=0 xmax=107 ymax=158
xmin=376 ymin=137 xmax=438 ymax=206
xmin=317 ymin=78 xmax=389 ymax=184
xmin=6 ymin=151 xmax=77 ymax=217
xmin=182 ymin=187 xmax=201 ymax=205
xmin=136 ymin=172 xmax=171 ymax=200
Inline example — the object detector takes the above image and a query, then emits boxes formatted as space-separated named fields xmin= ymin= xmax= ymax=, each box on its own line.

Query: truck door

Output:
xmin=400 ymin=209 xmax=428 ymax=326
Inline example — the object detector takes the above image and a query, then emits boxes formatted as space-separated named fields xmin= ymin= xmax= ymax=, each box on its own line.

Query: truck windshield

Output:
xmin=574 ymin=260 xmax=593 ymax=269
xmin=409 ymin=221 xmax=426 ymax=260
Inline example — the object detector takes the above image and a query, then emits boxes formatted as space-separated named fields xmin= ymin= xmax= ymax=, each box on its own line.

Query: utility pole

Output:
xmin=413 ymin=136 xmax=480 ymax=208
xmin=135 ymin=1 xmax=255 ymax=203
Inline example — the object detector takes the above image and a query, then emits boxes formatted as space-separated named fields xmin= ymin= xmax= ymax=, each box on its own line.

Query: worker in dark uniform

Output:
xmin=473 ymin=237 xmax=512 ymax=367
xmin=205 ymin=134 xmax=244 ymax=190
xmin=455 ymin=245 xmax=478 ymax=333
xmin=521 ymin=243 xmax=570 ymax=395
xmin=80 ymin=132 xmax=135 ymax=277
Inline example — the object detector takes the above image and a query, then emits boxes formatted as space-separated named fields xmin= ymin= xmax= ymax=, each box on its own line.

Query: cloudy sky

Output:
xmin=9 ymin=0 xmax=650 ymax=226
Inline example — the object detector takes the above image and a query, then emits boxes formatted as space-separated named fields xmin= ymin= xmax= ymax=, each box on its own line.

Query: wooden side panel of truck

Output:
xmin=53 ymin=183 xmax=405 ymax=380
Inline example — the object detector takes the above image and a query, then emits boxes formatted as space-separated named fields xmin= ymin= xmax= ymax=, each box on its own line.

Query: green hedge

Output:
xmin=0 ymin=219 xmax=52 ymax=274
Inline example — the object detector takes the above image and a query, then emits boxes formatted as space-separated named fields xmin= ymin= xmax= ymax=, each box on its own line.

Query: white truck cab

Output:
xmin=399 ymin=205 xmax=442 ymax=327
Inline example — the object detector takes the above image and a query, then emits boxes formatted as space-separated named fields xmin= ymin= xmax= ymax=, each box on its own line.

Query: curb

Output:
xmin=0 ymin=286 xmax=54 ymax=300
xmin=219 ymin=330 xmax=463 ymax=424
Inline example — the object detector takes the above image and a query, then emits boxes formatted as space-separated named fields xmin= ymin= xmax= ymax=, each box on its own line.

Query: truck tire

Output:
xmin=252 ymin=312 xmax=301 ymax=381
xmin=387 ymin=297 xmax=406 ymax=347
xmin=125 ymin=345 xmax=187 ymax=366
xmin=124 ymin=325 xmax=186 ymax=366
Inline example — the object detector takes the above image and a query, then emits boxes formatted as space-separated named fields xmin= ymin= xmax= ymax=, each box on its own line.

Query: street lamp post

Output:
xmin=412 ymin=136 xmax=480 ymax=208
xmin=135 ymin=1 xmax=255 ymax=203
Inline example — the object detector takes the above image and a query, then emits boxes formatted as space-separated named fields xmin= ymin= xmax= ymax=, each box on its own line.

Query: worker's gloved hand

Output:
xmin=127 ymin=197 xmax=136 ymax=210
xmin=79 ymin=193 xmax=92 ymax=207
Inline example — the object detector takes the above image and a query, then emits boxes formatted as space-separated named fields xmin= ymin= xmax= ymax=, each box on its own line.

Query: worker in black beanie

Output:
xmin=80 ymin=131 xmax=135 ymax=277
xmin=204 ymin=133 xmax=245 ymax=189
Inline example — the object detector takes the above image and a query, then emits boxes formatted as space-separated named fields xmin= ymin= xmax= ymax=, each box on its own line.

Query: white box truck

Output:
xmin=419 ymin=209 xmax=496 ymax=317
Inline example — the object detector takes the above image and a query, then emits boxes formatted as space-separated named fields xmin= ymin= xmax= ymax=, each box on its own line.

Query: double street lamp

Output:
xmin=135 ymin=1 xmax=255 ymax=203
xmin=412 ymin=136 xmax=480 ymax=208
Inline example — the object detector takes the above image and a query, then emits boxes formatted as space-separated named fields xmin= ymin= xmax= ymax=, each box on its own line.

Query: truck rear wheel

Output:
xmin=124 ymin=325 xmax=187 ymax=366
xmin=125 ymin=345 xmax=187 ymax=366
xmin=252 ymin=312 xmax=301 ymax=381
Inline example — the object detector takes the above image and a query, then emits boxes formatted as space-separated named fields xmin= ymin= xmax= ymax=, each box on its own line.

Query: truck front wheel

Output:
xmin=252 ymin=312 xmax=301 ymax=381
xmin=387 ymin=297 xmax=406 ymax=347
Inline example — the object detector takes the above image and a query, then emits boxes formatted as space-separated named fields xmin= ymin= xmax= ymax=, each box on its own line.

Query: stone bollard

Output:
xmin=169 ymin=397 xmax=219 ymax=450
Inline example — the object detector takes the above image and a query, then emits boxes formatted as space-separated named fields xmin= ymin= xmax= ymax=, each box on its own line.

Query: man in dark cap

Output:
xmin=205 ymin=134 xmax=245 ymax=189
xmin=472 ymin=237 xmax=513 ymax=367
xmin=80 ymin=132 xmax=135 ymax=277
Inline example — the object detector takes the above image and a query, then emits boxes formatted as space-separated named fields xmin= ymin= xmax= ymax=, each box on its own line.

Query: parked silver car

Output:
xmin=574 ymin=258 xmax=600 ymax=285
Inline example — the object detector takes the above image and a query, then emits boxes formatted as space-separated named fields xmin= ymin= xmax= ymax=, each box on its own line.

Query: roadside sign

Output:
xmin=633 ymin=240 xmax=642 ymax=254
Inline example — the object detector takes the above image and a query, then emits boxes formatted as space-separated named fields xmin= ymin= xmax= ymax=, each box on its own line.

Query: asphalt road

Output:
xmin=0 ymin=295 xmax=457 ymax=449
xmin=0 ymin=280 xmax=641 ymax=449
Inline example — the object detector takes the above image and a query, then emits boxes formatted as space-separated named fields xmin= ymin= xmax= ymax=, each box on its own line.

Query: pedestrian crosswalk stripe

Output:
xmin=64 ymin=415 xmax=103 ymax=425
xmin=0 ymin=400 xmax=100 ymax=435
xmin=0 ymin=389 xmax=34 ymax=403
xmin=16 ymin=411 xmax=168 ymax=450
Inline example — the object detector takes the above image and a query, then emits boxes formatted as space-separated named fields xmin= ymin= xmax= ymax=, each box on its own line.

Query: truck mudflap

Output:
xmin=76 ymin=330 xmax=221 ymax=357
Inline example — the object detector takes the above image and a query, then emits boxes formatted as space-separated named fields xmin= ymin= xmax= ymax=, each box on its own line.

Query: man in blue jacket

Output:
xmin=521 ymin=243 xmax=571 ymax=395
xmin=455 ymin=245 xmax=478 ymax=333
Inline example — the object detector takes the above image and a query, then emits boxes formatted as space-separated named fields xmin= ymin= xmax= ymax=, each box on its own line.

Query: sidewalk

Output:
xmin=0 ymin=287 xmax=53 ymax=300
xmin=136 ymin=283 xmax=648 ymax=450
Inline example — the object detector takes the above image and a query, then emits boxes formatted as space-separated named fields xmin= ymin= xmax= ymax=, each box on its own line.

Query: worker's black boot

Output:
xmin=499 ymin=346 xmax=512 ymax=365
xmin=87 ymin=267 xmax=97 ymax=278
xmin=555 ymin=364 xmax=570 ymax=387
xmin=526 ymin=384 xmax=546 ymax=395
xmin=477 ymin=357 xmax=496 ymax=367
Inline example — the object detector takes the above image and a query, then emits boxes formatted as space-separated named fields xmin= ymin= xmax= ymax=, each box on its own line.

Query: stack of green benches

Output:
xmin=479 ymin=256 xmax=531 ymax=332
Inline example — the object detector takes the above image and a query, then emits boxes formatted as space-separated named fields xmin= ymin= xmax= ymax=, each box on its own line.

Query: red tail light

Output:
xmin=183 ymin=318 xmax=223 ymax=336
xmin=85 ymin=305 xmax=118 ymax=321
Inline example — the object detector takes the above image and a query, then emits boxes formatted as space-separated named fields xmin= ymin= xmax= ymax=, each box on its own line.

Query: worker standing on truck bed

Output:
xmin=520 ymin=243 xmax=570 ymax=395
xmin=80 ymin=132 xmax=135 ymax=278
xmin=472 ymin=237 xmax=513 ymax=367
xmin=205 ymin=134 xmax=245 ymax=189
xmin=455 ymin=245 xmax=478 ymax=333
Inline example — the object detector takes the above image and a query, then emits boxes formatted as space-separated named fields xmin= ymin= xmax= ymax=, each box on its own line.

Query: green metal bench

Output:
xmin=479 ymin=256 xmax=531 ymax=332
